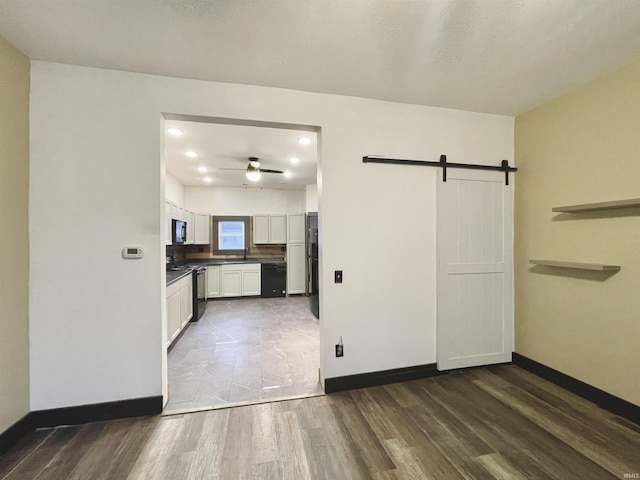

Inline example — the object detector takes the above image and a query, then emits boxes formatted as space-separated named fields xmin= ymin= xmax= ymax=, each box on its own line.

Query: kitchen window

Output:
xmin=212 ymin=216 xmax=250 ymax=255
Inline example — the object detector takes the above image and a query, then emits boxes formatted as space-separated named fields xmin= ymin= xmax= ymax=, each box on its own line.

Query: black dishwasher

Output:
xmin=261 ymin=263 xmax=286 ymax=297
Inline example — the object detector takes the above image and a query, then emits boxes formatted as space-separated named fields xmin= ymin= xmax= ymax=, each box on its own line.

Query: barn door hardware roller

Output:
xmin=362 ymin=154 xmax=517 ymax=185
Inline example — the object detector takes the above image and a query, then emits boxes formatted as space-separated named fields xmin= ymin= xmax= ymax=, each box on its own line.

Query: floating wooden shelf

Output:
xmin=529 ymin=260 xmax=621 ymax=272
xmin=552 ymin=198 xmax=640 ymax=213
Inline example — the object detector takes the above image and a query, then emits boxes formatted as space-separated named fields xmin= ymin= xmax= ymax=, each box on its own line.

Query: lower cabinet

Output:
xmin=180 ymin=276 xmax=193 ymax=327
xmin=221 ymin=264 xmax=261 ymax=297
xmin=166 ymin=273 xmax=193 ymax=348
xmin=166 ymin=282 xmax=181 ymax=347
xmin=207 ymin=265 xmax=221 ymax=298
xmin=221 ymin=270 xmax=242 ymax=297
xmin=286 ymin=243 xmax=305 ymax=294
xmin=242 ymin=269 xmax=261 ymax=296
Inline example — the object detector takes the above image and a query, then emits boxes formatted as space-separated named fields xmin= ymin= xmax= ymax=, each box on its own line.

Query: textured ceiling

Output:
xmin=2 ymin=1 xmax=640 ymax=116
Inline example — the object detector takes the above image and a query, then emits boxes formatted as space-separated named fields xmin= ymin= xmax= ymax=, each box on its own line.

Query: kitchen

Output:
xmin=163 ymin=119 xmax=321 ymax=413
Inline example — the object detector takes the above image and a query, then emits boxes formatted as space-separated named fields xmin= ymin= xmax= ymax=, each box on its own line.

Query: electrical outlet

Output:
xmin=335 ymin=344 xmax=344 ymax=357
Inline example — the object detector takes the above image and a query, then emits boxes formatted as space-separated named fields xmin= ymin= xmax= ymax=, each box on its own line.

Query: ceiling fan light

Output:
xmin=246 ymin=164 xmax=261 ymax=182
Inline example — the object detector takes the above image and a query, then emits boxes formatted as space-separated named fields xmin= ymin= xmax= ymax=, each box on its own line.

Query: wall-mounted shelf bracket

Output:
xmin=362 ymin=154 xmax=517 ymax=185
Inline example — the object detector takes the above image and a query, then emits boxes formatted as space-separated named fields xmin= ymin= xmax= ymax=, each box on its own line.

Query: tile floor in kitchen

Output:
xmin=164 ymin=295 xmax=323 ymax=414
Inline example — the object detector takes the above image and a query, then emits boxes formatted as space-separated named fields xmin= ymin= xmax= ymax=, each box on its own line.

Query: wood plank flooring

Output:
xmin=1 ymin=365 xmax=639 ymax=479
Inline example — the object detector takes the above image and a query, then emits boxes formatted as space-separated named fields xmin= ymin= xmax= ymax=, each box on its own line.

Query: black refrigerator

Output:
xmin=306 ymin=212 xmax=319 ymax=318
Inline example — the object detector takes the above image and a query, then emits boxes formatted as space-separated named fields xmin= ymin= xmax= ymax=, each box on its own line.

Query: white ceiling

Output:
xmin=2 ymin=1 xmax=640 ymax=116
xmin=3 ymin=1 xmax=640 ymax=189
xmin=164 ymin=119 xmax=317 ymax=189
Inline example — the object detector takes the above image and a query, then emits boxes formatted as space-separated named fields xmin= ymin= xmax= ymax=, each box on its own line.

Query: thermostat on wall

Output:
xmin=122 ymin=247 xmax=144 ymax=259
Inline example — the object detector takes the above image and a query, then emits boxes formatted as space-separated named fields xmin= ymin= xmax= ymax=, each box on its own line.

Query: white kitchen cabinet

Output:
xmin=194 ymin=213 xmax=210 ymax=244
xmin=221 ymin=269 xmax=242 ymax=297
xmin=242 ymin=269 xmax=261 ymax=296
xmin=253 ymin=215 xmax=270 ymax=244
xmin=180 ymin=275 xmax=193 ymax=327
xmin=253 ymin=214 xmax=287 ymax=244
xmin=286 ymin=213 xmax=306 ymax=294
xmin=287 ymin=214 xmax=305 ymax=244
xmin=207 ymin=265 xmax=221 ymax=298
xmin=165 ymin=201 xmax=173 ymax=246
xmin=166 ymin=273 xmax=193 ymax=348
xmin=286 ymin=243 xmax=306 ymax=294
xmin=166 ymin=280 xmax=182 ymax=346
xmin=185 ymin=210 xmax=195 ymax=245
xmin=171 ymin=204 xmax=180 ymax=220
xmin=221 ymin=263 xmax=261 ymax=297
xmin=269 ymin=215 xmax=287 ymax=243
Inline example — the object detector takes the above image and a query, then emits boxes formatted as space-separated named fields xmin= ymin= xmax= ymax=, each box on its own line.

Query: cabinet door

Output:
xmin=253 ymin=215 xmax=269 ymax=244
xmin=185 ymin=211 xmax=195 ymax=245
xmin=222 ymin=270 xmax=242 ymax=297
xmin=269 ymin=215 xmax=287 ymax=244
xmin=287 ymin=243 xmax=306 ymax=294
xmin=287 ymin=214 xmax=305 ymax=244
xmin=194 ymin=213 xmax=211 ymax=244
xmin=167 ymin=291 xmax=181 ymax=345
xmin=180 ymin=278 xmax=193 ymax=327
xmin=242 ymin=270 xmax=261 ymax=296
xmin=165 ymin=202 xmax=173 ymax=246
xmin=206 ymin=266 xmax=221 ymax=297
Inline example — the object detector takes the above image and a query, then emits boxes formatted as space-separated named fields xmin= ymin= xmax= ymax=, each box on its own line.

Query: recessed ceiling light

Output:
xmin=185 ymin=151 xmax=198 ymax=158
xmin=166 ymin=127 xmax=183 ymax=136
xmin=203 ymin=177 xmax=212 ymax=183
xmin=284 ymin=171 xmax=293 ymax=178
xmin=197 ymin=166 xmax=207 ymax=173
xmin=290 ymin=157 xmax=300 ymax=164
xmin=298 ymin=137 xmax=311 ymax=145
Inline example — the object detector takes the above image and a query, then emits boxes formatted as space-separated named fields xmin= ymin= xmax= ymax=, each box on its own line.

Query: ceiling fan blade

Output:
xmin=260 ymin=168 xmax=285 ymax=174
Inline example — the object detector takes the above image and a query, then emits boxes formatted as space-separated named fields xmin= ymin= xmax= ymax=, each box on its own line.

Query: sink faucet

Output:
xmin=243 ymin=247 xmax=248 ymax=260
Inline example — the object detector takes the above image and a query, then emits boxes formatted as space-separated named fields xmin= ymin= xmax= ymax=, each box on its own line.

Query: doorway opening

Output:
xmin=161 ymin=114 xmax=323 ymax=414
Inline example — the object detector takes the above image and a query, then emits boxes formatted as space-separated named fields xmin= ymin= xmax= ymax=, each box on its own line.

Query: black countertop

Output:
xmin=184 ymin=258 xmax=286 ymax=266
xmin=166 ymin=267 xmax=193 ymax=286
xmin=166 ymin=258 xmax=286 ymax=286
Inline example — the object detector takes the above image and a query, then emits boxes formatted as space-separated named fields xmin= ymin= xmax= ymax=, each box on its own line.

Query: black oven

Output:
xmin=192 ymin=266 xmax=207 ymax=321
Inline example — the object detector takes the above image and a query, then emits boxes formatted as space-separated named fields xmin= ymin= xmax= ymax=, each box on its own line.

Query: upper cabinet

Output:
xmin=185 ymin=210 xmax=195 ymax=245
xmin=194 ymin=213 xmax=210 ymax=245
xmin=287 ymin=214 xmax=305 ymax=244
xmin=165 ymin=201 xmax=173 ymax=246
xmin=165 ymin=201 xmax=211 ymax=246
xmin=254 ymin=215 xmax=270 ymax=244
xmin=254 ymin=214 xmax=287 ymax=244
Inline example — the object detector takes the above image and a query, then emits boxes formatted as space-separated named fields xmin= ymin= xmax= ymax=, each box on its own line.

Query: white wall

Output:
xmin=186 ymin=186 xmax=304 ymax=215
xmin=305 ymin=184 xmax=318 ymax=212
xmin=165 ymin=172 xmax=185 ymax=206
xmin=29 ymin=61 xmax=512 ymax=410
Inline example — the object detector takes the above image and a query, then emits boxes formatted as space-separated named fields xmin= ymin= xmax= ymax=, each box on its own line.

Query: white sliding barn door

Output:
xmin=436 ymin=169 xmax=513 ymax=371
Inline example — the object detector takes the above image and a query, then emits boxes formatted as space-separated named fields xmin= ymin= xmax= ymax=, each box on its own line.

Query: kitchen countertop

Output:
xmin=185 ymin=258 xmax=286 ymax=266
xmin=166 ymin=267 xmax=193 ymax=286
xmin=166 ymin=258 xmax=286 ymax=286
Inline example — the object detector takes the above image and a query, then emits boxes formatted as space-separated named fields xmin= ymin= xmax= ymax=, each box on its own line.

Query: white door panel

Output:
xmin=437 ymin=169 xmax=513 ymax=371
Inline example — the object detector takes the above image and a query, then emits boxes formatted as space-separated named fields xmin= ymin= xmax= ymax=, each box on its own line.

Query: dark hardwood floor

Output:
xmin=1 ymin=365 xmax=639 ymax=479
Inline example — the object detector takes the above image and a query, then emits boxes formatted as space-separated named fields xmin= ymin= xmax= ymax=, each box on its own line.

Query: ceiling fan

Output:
xmin=221 ymin=156 xmax=285 ymax=182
